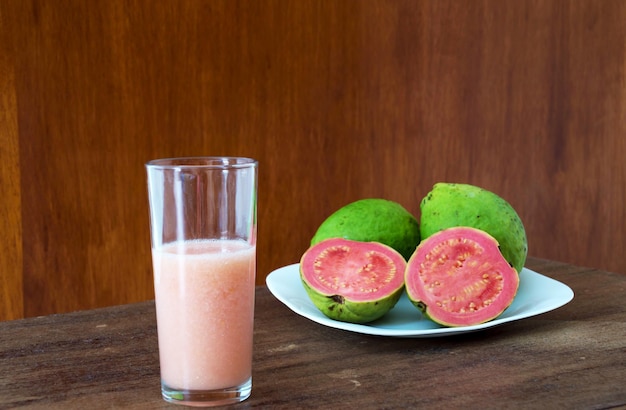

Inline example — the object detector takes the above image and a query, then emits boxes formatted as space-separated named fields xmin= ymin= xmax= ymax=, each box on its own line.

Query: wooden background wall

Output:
xmin=1 ymin=0 xmax=625 ymax=320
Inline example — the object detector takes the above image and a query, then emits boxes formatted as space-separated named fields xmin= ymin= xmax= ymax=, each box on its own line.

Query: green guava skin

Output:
xmin=299 ymin=276 xmax=404 ymax=324
xmin=419 ymin=183 xmax=528 ymax=273
xmin=311 ymin=198 xmax=421 ymax=261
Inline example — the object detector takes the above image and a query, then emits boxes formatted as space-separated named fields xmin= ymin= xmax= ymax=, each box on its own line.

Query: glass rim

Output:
xmin=146 ymin=156 xmax=257 ymax=170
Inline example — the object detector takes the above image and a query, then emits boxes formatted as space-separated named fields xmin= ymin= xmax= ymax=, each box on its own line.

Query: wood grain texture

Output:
xmin=0 ymin=3 xmax=24 ymax=321
xmin=1 ymin=0 xmax=625 ymax=319
xmin=0 ymin=258 xmax=625 ymax=408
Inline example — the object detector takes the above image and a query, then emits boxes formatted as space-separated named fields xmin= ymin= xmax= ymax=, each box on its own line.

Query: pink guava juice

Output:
xmin=152 ymin=239 xmax=256 ymax=392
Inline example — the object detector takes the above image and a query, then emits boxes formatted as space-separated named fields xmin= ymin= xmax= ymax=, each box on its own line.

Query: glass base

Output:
xmin=161 ymin=377 xmax=252 ymax=407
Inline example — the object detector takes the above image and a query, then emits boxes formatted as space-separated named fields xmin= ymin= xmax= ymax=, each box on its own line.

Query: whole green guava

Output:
xmin=311 ymin=198 xmax=420 ymax=261
xmin=419 ymin=183 xmax=528 ymax=273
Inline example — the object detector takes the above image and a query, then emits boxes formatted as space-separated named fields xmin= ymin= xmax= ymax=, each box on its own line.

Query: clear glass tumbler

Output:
xmin=146 ymin=157 xmax=257 ymax=407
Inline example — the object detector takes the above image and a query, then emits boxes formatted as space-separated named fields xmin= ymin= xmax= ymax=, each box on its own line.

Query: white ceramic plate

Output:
xmin=266 ymin=264 xmax=574 ymax=338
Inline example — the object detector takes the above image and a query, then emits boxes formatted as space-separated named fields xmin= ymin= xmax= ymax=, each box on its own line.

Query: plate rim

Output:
xmin=265 ymin=263 xmax=575 ymax=338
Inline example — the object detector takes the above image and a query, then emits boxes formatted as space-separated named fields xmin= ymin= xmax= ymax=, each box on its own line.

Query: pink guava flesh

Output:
xmin=301 ymin=238 xmax=406 ymax=303
xmin=405 ymin=226 xmax=519 ymax=327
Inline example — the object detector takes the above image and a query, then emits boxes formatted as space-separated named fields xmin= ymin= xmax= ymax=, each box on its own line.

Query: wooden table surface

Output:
xmin=1 ymin=257 xmax=625 ymax=409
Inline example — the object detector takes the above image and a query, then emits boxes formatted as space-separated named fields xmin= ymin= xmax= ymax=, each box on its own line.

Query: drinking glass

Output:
xmin=146 ymin=157 xmax=257 ymax=406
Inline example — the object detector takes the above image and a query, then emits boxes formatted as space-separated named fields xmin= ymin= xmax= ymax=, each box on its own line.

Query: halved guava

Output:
xmin=300 ymin=238 xmax=406 ymax=324
xmin=405 ymin=226 xmax=520 ymax=327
